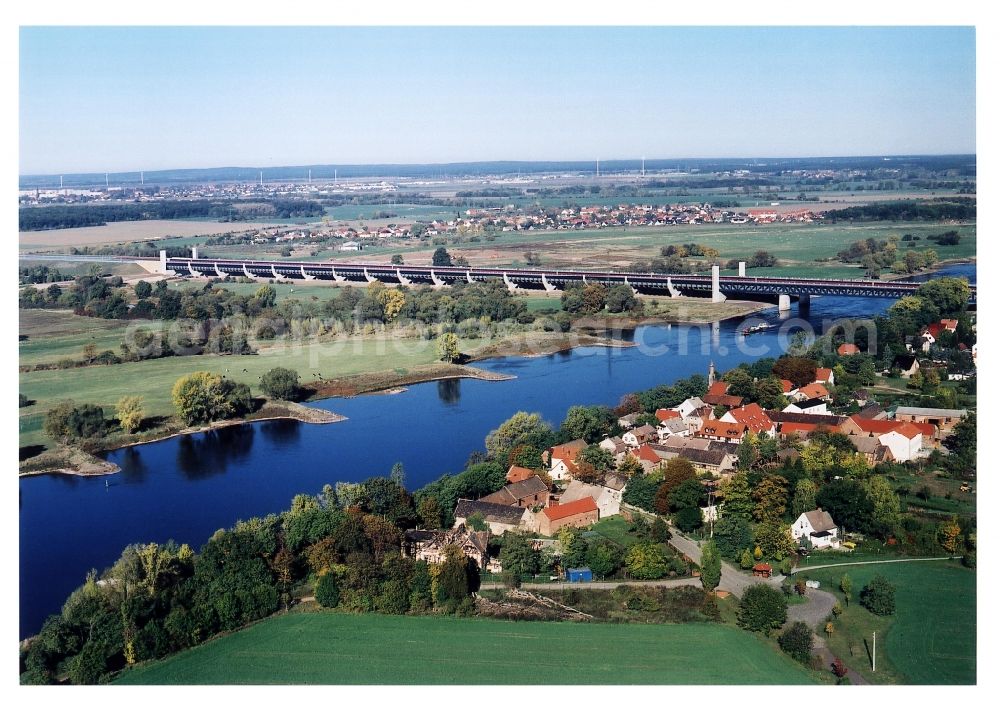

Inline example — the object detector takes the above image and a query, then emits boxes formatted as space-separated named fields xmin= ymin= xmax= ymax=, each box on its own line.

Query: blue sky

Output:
xmin=18 ymin=26 xmax=976 ymax=174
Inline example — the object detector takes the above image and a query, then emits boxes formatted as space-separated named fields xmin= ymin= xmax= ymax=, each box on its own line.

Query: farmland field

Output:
xmin=807 ymin=560 xmax=975 ymax=684
xmin=19 ymin=219 xmax=306 ymax=249
xmin=114 ymin=611 xmax=817 ymax=685
xmin=189 ymin=220 xmax=976 ymax=278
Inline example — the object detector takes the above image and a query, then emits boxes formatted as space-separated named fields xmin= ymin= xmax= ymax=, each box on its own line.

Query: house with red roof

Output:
xmin=633 ymin=443 xmax=665 ymax=473
xmin=546 ymin=439 xmax=587 ymax=481
xmin=840 ymin=416 xmax=930 ymax=462
xmin=704 ymin=381 xmax=745 ymax=408
xmin=506 ymin=465 xmax=535 ymax=484
xmin=694 ymin=420 xmax=748 ymax=444
xmin=837 ymin=343 xmax=860 ymax=356
xmin=536 ymin=496 xmax=599 ymax=536
xmin=876 ymin=422 xmax=924 ymax=462
xmin=720 ymin=403 xmax=776 ymax=437
xmin=779 ymin=379 xmax=796 ymax=395
xmin=655 ymin=408 xmax=682 ymax=422
xmin=792 ymin=382 xmax=831 ymax=402
xmin=815 ymin=367 xmax=835 ymax=386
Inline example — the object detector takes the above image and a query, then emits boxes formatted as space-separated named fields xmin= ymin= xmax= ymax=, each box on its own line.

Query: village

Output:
xmin=401 ymin=342 xmax=972 ymax=580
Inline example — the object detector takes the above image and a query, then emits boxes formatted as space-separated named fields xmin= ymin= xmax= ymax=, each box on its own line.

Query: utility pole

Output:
xmin=872 ymin=631 xmax=876 ymax=672
xmin=596 ymin=158 xmax=600 ymax=178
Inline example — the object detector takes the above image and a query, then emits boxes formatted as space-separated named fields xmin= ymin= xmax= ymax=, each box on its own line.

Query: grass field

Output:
xmin=115 ymin=611 xmax=817 ymax=685
xmin=807 ymin=560 xmax=975 ymax=684
xmin=18 ymin=319 xmax=489 ymax=448
xmin=191 ymin=221 xmax=976 ymax=278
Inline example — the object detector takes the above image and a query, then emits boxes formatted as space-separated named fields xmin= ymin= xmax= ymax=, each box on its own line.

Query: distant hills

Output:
xmin=19 ymin=154 xmax=976 ymax=189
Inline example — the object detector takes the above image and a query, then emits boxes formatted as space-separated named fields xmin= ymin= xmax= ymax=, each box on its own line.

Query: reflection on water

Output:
xmin=259 ymin=418 xmax=302 ymax=447
xmin=437 ymin=378 xmax=461 ymax=405
xmin=117 ymin=448 xmax=150 ymax=484
xmin=176 ymin=425 xmax=255 ymax=479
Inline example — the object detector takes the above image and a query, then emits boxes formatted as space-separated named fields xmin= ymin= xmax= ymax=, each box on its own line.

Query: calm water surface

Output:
xmin=19 ymin=264 xmax=974 ymax=637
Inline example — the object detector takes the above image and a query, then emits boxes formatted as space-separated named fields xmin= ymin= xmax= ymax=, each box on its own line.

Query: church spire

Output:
xmin=708 ymin=360 xmax=717 ymax=387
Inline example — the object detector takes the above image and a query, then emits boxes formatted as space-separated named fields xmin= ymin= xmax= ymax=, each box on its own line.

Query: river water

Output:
xmin=18 ymin=264 xmax=975 ymax=637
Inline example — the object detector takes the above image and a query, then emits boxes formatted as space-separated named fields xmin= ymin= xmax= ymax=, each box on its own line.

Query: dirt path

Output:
xmin=793 ymin=556 xmax=953 ymax=573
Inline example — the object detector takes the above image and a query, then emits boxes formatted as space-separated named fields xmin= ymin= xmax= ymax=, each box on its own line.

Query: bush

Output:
xmin=259 ymin=367 xmax=301 ymax=401
xmin=171 ymin=371 xmax=253 ymax=425
xmin=673 ymin=507 xmax=702 ymax=533
xmin=314 ymin=572 xmax=340 ymax=608
xmin=778 ymin=621 xmax=814 ymax=664
xmin=624 ymin=543 xmax=669 ymax=580
xmin=737 ymin=584 xmax=788 ymax=633
xmin=43 ymin=402 xmax=107 ymax=443
xmin=859 ymin=574 xmax=896 ymax=616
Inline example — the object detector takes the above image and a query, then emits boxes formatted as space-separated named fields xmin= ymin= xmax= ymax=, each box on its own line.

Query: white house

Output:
xmin=783 ymin=398 xmax=830 ymax=416
xmin=790 ymin=509 xmax=840 ymax=549
xmin=877 ymin=423 xmax=923 ymax=462
xmin=598 ymin=436 xmax=628 ymax=464
xmin=656 ymin=418 xmax=691 ymax=440
xmin=560 ymin=480 xmax=622 ymax=518
xmin=622 ymin=424 xmax=656 ymax=448
xmin=676 ymin=396 xmax=707 ymax=419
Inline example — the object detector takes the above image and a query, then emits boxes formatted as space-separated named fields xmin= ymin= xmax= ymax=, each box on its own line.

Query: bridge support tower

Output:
xmin=738 ymin=261 xmax=746 ymax=277
xmin=778 ymin=293 xmax=791 ymax=312
xmin=711 ymin=265 xmax=727 ymax=303
xmin=799 ymin=294 xmax=811 ymax=312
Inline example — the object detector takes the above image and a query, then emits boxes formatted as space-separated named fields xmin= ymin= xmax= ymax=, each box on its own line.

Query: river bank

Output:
xmin=18 ymin=399 xmax=345 ymax=478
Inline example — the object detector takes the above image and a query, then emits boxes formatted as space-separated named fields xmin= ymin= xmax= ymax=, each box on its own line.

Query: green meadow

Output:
xmin=115 ymin=612 xmax=817 ymax=685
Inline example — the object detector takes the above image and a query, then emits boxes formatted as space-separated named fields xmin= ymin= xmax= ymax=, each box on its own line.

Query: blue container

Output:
xmin=566 ymin=567 xmax=593 ymax=583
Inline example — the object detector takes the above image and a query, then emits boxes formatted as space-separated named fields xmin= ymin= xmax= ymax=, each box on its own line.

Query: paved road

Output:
xmin=667 ymin=527 xmax=870 ymax=685
xmin=667 ymin=528 xmax=757 ymax=596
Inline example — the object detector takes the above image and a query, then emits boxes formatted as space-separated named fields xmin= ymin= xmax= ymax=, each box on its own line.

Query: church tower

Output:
xmin=708 ymin=361 xmax=716 ymax=387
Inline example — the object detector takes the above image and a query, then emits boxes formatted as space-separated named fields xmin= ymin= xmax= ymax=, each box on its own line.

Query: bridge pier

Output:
xmin=541 ymin=274 xmax=559 ymax=293
xmin=778 ymin=293 xmax=791 ymax=312
xmin=396 ymin=268 xmax=412 ymax=286
xmin=502 ymin=272 xmax=518 ymax=293
xmin=300 ymin=266 xmax=315 ymax=281
xmin=799 ymin=294 xmax=811 ymax=312
xmin=624 ymin=277 xmax=639 ymax=296
xmin=159 ymin=250 xmax=168 ymax=273
xmin=666 ymin=277 xmax=681 ymax=298
xmin=466 ymin=271 xmax=474 ymax=284
xmin=191 ymin=247 xmax=199 ymax=260
xmin=188 ymin=261 xmax=202 ymax=278
xmin=430 ymin=270 xmax=446 ymax=287
xmin=711 ymin=265 xmax=727 ymax=303
xmin=738 ymin=261 xmax=746 ymax=277
xmin=363 ymin=268 xmax=377 ymax=283
xmin=331 ymin=267 xmax=346 ymax=283
xmin=271 ymin=265 xmax=281 ymax=280
xmin=214 ymin=263 xmax=225 ymax=278
xmin=243 ymin=264 xmax=253 ymax=279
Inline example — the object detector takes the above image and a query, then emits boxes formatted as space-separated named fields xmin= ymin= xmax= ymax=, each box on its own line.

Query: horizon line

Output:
xmin=19 ymin=152 xmax=978 ymax=181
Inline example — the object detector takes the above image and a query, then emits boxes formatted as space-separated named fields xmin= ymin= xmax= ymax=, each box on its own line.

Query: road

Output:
xmin=793 ymin=556 xmax=953 ymax=573
xmin=667 ymin=527 xmax=870 ymax=685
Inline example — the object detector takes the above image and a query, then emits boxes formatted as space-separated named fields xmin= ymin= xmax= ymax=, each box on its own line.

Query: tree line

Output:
xmin=19 ymin=199 xmax=325 ymax=231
